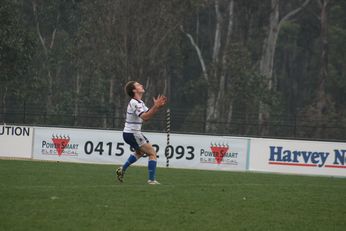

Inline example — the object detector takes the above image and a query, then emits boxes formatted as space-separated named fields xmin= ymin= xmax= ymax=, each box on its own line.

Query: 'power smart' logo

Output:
xmin=41 ymin=134 xmax=79 ymax=156
xmin=200 ymin=143 xmax=238 ymax=165
xmin=210 ymin=143 xmax=229 ymax=164
xmin=52 ymin=135 xmax=70 ymax=156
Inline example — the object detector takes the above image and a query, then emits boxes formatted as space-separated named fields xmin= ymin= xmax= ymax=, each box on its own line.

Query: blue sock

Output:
xmin=148 ymin=160 xmax=157 ymax=181
xmin=122 ymin=154 xmax=138 ymax=171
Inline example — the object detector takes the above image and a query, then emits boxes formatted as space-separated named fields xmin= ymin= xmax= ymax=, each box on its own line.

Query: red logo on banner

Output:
xmin=210 ymin=143 xmax=229 ymax=164
xmin=52 ymin=135 xmax=70 ymax=156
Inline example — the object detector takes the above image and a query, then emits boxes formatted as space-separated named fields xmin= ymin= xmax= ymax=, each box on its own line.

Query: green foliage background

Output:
xmin=1 ymin=0 xmax=345 ymax=140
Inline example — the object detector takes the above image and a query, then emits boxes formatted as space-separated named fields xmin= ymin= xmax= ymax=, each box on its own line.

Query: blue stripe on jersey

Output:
xmin=126 ymin=121 xmax=143 ymax=124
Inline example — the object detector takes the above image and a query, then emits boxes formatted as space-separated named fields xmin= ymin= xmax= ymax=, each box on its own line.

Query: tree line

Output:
xmin=0 ymin=0 xmax=345 ymax=140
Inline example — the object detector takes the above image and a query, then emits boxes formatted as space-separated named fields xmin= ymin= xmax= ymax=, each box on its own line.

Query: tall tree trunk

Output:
xmin=182 ymin=0 xmax=235 ymax=134
xmin=32 ymin=0 xmax=60 ymax=114
xmin=314 ymin=0 xmax=332 ymax=137
xmin=206 ymin=0 xmax=235 ymax=133
xmin=212 ymin=0 xmax=222 ymax=64
xmin=102 ymin=102 xmax=107 ymax=128
xmin=1 ymin=87 xmax=8 ymax=122
xmin=74 ymin=71 xmax=80 ymax=126
xmin=205 ymin=0 xmax=223 ymax=133
xmin=109 ymin=77 xmax=116 ymax=127
xmin=258 ymin=0 xmax=311 ymax=136
xmin=316 ymin=0 xmax=330 ymax=115
xmin=221 ymin=0 xmax=235 ymax=127
xmin=258 ymin=0 xmax=279 ymax=136
xmin=180 ymin=26 xmax=208 ymax=81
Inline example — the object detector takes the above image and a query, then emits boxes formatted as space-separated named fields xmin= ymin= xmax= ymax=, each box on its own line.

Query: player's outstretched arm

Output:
xmin=140 ymin=95 xmax=167 ymax=121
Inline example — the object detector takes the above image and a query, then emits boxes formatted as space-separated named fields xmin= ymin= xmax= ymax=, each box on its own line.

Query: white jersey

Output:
xmin=123 ymin=98 xmax=149 ymax=133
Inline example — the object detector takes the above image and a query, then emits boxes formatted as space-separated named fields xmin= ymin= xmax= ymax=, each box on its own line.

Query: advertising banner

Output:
xmin=161 ymin=133 xmax=249 ymax=171
xmin=33 ymin=127 xmax=135 ymax=165
xmin=33 ymin=127 xmax=249 ymax=171
xmin=0 ymin=125 xmax=33 ymax=158
xmin=249 ymin=138 xmax=346 ymax=177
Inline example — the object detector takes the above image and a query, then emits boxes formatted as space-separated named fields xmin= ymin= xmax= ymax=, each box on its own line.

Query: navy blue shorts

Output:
xmin=123 ymin=132 xmax=149 ymax=151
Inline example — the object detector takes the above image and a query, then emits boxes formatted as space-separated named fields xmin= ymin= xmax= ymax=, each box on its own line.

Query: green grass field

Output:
xmin=0 ymin=159 xmax=345 ymax=231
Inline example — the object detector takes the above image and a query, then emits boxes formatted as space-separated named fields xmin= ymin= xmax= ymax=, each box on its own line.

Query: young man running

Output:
xmin=116 ymin=81 xmax=167 ymax=184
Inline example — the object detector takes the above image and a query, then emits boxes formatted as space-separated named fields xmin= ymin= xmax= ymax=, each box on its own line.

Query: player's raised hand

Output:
xmin=153 ymin=94 xmax=167 ymax=108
